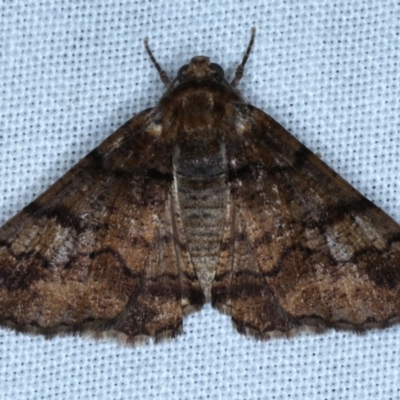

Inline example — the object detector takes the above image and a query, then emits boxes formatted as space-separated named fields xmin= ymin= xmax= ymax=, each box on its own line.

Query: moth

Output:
xmin=1 ymin=28 xmax=400 ymax=345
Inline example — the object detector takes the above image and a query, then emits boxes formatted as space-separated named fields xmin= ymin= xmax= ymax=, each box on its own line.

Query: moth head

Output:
xmin=177 ymin=56 xmax=225 ymax=83
xmin=144 ymin=27 xmax=256 ymax=88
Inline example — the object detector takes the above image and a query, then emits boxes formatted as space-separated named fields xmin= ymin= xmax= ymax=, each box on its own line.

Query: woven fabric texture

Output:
xmin=1 ymin=1 xmax=400 ymax=399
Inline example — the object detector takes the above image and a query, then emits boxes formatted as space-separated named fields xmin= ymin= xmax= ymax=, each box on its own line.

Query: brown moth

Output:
xmin=1 ymin=28 xmax=400 ymax=345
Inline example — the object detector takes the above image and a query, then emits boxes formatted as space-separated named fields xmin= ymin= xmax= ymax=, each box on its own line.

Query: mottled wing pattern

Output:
xmin=213 ymin=105 xmax=400 ymax=338
xmin=0 ymin=109 xmax=204 ymax=344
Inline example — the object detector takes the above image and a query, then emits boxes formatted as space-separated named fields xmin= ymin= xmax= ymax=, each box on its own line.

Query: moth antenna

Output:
xmin=231 ymin=27 xmax=256 ymax=87
xmin=144 ymin=38 xmax=171 ymax=87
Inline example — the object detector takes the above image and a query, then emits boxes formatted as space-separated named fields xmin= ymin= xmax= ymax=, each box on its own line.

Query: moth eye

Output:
xmin=210 ymin=63 xmax=225 ymax=77
xmin=177 ymin=64 xmax=189 ymax=79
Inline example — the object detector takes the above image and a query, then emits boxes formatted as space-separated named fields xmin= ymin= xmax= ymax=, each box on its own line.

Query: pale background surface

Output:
xmin=1 ymin=1 xmax=400 ymax=399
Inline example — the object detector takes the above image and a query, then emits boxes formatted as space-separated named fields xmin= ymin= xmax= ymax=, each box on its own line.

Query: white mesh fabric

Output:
xmin=1 ymin=1 xmax=400 ymax=399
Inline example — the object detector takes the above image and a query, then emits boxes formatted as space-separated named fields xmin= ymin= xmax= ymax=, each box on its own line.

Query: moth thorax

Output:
xmin=174 ymin=141 xmax=228 ymax=301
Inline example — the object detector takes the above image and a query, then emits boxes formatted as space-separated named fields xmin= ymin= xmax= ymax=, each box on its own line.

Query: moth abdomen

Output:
xmin=175 ymin=143 xmax=228 ymax=301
